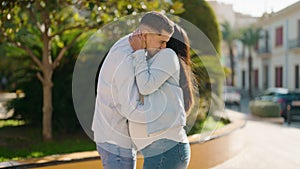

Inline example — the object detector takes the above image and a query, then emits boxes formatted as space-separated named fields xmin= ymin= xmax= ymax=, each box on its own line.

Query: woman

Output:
xmin=129 ymin=24 xmax=194 ymax=169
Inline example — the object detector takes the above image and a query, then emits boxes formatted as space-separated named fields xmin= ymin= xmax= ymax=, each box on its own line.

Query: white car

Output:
xmin=223 ymin=86 xmax=241 ymax=105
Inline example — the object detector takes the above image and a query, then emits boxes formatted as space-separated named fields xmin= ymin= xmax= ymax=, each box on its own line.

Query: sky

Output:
xmin=208 ymin=0 xmax=300 ymax=17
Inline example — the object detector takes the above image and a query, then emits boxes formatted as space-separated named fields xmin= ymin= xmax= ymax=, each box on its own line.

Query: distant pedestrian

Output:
xmin=1 ymin=76 xmax=7 ymax=91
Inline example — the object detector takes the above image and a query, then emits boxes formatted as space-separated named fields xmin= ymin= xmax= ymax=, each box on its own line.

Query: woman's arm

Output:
xmin=132 ymin=48 xmax=179 ymax=95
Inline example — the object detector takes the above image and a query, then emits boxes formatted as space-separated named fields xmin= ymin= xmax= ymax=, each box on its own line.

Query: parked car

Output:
xmin=254 ymin=87 xmax=300 ymax=119
xmin=286 ymin=99 xmax=300 ymax=124
xmin=223 ymin=86 xmax=241 ymax=106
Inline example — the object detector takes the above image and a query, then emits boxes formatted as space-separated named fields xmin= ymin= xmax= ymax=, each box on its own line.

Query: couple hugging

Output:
xmin=92 ymin=11 xmax=195 ymax=169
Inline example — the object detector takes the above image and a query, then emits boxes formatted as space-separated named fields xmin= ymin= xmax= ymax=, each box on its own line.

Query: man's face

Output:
xmin=144 ymin=30 xmax=171 ymax=56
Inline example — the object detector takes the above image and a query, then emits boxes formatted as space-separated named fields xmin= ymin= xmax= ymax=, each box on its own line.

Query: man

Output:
xmin=92 ymin=11 xmax=174 ymax=169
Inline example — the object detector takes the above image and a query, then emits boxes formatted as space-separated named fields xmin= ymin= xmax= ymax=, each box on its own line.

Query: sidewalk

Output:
xmin=211 ymin=110 xmax=300 ymax=169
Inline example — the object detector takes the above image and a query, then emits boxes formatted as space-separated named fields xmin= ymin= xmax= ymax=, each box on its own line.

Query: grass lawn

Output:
xmin=0 ymin=120 xmax=95 ymax=162
xmin=0 ymin=116 xmax=229 ymax=162
xmin=187 ymin=115 xmax=230 ymax=135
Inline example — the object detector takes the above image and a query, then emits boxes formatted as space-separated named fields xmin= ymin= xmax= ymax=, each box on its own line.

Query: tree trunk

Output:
xmin=229 ymin=45 xmax=235 ymax=86
xmin=42 ymin=70 xmax=53 ymax=141
xmin=41 ymin=34 xmax=54 ymax=141
xmin=248 ymin=50 xmax=253 ymax=99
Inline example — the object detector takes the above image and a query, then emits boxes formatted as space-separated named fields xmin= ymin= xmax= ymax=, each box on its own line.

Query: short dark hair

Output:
xmin=139 ymin=11 xmax=174 ymax=35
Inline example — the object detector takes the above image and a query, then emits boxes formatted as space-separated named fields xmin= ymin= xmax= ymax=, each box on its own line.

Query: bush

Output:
xmin=7 ymin=69 xmax=43 ymax=124
xmin=179 ymin=0 xmax=223 ymax=97
xmin=8 ymin=56 xmax=80 ymax=133
xmin=180 ymin=0 xmax=221 ymax=54
xmin=249 ymin=100 xmax=281 ymax=117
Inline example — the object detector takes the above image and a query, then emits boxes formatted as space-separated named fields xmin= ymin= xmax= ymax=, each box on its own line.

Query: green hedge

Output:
xmin=249 ymin=100 xmax=281 ymax=117
xmin=180 ymin=0 xmax=221 ymax=54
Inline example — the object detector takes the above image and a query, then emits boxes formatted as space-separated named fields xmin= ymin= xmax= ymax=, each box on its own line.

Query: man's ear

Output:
xmin=142 ymin=33 xmax=147 ymax=41
xmin=143 ymin=33 xmax=147 ymax=48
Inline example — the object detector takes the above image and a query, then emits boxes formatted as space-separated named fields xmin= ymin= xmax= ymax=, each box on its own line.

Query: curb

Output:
xmin=247 ymin=114 xmax=285 ymax=124
xmin=187 ymin=109 xmax=246 ymax=169
xmin=0 ymin=111 xmax=246 ymax=169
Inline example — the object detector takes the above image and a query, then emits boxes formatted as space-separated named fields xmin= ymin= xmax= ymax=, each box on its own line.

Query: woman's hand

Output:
xmin=129 ymin=29 xmax=146 ymax=51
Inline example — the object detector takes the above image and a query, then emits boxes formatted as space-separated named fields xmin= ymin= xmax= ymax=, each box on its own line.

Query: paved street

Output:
xmin=212 ymin=118 xmax=300 ymax=169
xmin=212 ymin=94 xmax=300 ymax=169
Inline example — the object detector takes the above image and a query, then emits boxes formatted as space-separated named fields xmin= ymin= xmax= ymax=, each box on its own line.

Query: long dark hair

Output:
xmin=167 ymin=24 xmax=195 ymax=114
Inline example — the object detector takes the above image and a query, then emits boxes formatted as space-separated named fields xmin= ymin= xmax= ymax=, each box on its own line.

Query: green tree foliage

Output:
xmin=179 ymin=0 xmax=223 ymax=104
xmin=239 ymin=26 xmax=261 ymax=98
xmin=0 ymin=0 xmax=184 ymax=140
xmin=221 ymin=21 xmax=240 ymax=86
xmin=177 ymin=0 xmax=224 ymax=124
xmin=0 ymin=43 xmax=29 ymax=91
xmin=7 ymin=31 xmax=91 ymax=133
xmin=179 ymin=0 xmax=221 ymax=54
xmin=179 ymin=0 xmax=223 ymax=97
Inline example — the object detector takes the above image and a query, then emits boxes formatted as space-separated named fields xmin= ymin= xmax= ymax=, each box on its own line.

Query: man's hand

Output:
xmin=129 ymin=29 xmax=146 ymax=51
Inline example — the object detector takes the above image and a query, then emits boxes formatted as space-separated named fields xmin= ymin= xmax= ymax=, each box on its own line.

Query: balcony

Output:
xmin=256 ymin=46 xmax=271 ymax=58
xmin=288 ymin=38 xmax=300 ymax=53
xmin=237 ymin=53 xmax=245 ymax=60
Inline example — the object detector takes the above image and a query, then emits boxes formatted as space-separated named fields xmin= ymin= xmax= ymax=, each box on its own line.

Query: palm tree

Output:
xmin=239 ymin=27 xmax=262 ymax=99
xmin=221 ymin=21 xmax=239 ymax=86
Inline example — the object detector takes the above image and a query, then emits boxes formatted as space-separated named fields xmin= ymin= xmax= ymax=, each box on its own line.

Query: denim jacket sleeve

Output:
xmin=132 ymin=48 xmax=179 ymax=95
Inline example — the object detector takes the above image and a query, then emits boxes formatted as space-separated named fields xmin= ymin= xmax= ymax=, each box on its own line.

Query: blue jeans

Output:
xmin=96 ymin=143 xmax=136 ymax=169
xmin=141 ymin=139 xmax=190 ymax=169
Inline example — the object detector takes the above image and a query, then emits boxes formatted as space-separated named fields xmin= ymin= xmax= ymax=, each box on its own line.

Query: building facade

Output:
xmin=236 ymin=1 xmax=300 ymax=92
xmin=208 ymin=0 xmax=258 ymax=86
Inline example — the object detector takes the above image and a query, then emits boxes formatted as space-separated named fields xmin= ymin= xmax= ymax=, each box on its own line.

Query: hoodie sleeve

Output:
xmin=132 ymin=48 xmax=179 ymax=95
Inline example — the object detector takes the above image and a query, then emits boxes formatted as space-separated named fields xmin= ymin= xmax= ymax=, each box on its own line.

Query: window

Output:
xmin=242 ymin=70 xmax=246 ymax=89
xmin=265 ymin=30 xmax=269 ymax=52
xmin=275 ymin=66 xmax=283 ymax=87
xmin=298 ymin=20 xmax=300 ymax=38
xmin=242 ymin=45 xmax=245 ymax=58
xmin=298 ymin=20 xmax=300 ymax=47
xmin=296 ymin=65 xmax=299 ymax=89
xmin=255 ymin=40 xmax=259 ymax=50
xmin=264 ymin=66 xmax=269 ymax=89
xmin=254 ymin=69 xmax=259 ymax=88
xmin=275 ymin=26 xmax=283 ymax=47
